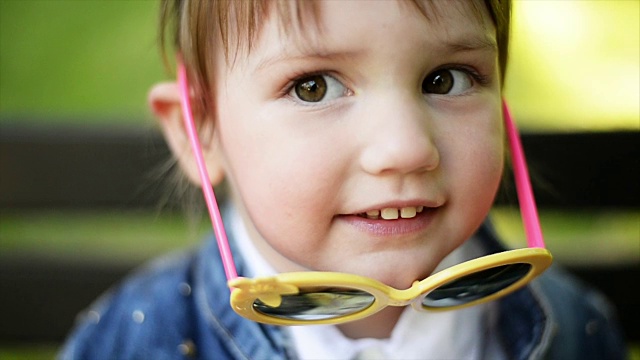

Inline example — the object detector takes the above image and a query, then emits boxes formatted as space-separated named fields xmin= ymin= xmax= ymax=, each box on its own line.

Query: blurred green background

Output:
xmin=1 ymin=0 xmax=638 ymax=130
xmin=0 ymin=0 xmax=638 ymax=358
xmin=0 ymin=0 xmax=165 ymax=125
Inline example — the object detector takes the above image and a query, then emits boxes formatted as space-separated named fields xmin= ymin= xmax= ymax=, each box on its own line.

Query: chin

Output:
xmin=345 ymin=260 xmax=435 ymax=290
xmin=381 ymin=252 xmax=443 ymax=288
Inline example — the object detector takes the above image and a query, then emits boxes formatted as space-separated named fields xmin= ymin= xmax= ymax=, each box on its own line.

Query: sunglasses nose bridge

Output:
xmin=385 ymin=284 xmax=424 ymax=306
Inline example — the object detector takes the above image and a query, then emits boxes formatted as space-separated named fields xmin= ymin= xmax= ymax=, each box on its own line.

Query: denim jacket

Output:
xmin=59 ymin=221 xmax=628 ymax=360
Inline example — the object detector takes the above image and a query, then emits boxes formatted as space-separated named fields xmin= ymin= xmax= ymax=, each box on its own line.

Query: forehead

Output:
xmin=225 ymin=0 xmax=496 ymax=66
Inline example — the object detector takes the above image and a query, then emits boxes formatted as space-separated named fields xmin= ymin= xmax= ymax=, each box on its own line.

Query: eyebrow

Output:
xmin=253 ymin=33 xmax=497 ymax=72
xmin=254 ymin=49 xmax=362 ymax=72
xmin=441 ymin=34 xmax=498 ymax=53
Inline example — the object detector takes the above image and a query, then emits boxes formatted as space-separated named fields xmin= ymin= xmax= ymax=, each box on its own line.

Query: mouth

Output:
xmin=356 ymin=206 xmax=425 ymax=220
xmin=342 ymin=204 xmax=439 ymax=237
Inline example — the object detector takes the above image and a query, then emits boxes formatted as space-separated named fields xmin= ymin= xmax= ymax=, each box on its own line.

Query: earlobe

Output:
xmin=148 ymin=82 xmax=225 ymax=186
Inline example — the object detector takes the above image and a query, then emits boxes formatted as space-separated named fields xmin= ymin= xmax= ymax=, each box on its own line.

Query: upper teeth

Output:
xmin=362 ymin=206 xmax=424 ymax=220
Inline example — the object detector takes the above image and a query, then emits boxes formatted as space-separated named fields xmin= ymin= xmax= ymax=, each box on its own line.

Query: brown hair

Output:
xmin=159 ymin=0 xmax=511 ymax=122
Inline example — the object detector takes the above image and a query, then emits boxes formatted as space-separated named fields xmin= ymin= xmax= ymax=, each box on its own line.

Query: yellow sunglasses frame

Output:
xmin=228 ymin=248 xmax=551 ymax=325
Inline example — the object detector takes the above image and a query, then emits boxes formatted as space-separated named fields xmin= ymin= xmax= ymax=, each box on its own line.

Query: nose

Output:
xmin=358 ymin=93 xmax=440 ymax=176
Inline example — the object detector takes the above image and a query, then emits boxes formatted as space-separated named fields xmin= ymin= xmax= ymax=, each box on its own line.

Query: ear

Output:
xmin=148 ymin=82 xmax=225 ymax=186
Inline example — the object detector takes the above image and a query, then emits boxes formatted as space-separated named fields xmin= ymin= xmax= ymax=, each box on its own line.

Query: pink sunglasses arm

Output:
xmin=503 ymin=101 xmax=546 ymax=248
xmin=177 ymin=64 xmax=239 ymax=281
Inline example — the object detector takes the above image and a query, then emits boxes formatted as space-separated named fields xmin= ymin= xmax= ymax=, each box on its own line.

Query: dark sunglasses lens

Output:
xmin=253 ymin=288 xmax=375 ymax=321
xmin=423 ymin=263 xmax=531 ymax=308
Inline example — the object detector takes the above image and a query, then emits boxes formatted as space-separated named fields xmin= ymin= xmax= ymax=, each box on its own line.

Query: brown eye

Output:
xmin=295 ymin=75 xmax=327 ymax=102
xmin=422 ymin=69 xmax=473 ymax=95
xmin=290 ymin=74 xmax=348 ymax=104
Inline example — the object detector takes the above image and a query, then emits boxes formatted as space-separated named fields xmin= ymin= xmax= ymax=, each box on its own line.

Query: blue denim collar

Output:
xmin=192 ymin=213 xmax=294 ymax=359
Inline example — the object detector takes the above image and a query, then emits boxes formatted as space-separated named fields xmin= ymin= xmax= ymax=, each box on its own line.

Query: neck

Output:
xmin=337 ymin=306 xmax=405 ymax=339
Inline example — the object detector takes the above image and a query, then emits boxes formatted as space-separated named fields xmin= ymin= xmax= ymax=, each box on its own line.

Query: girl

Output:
xmin=60 ymin=1 xmax=626 ymax=359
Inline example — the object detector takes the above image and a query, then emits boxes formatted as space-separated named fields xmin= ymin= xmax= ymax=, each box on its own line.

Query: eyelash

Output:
xmin=282 ymin=70 xmax=334 ymax=96
xmin=444 ymin=65 xmax=491 ymax=87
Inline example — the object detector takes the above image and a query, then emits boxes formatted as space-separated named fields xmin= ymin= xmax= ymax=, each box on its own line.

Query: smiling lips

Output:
xmin=358 ymin=206 xmax=425 ymax=220
xmin=346 ymin=205 xmax=437 ymax=236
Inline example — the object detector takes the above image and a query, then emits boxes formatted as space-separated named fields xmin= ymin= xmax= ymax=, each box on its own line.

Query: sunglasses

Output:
xmin=177 ymin=63 xmax=552 ymax=326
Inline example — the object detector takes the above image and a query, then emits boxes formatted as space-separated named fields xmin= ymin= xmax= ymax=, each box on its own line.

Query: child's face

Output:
xmin=210 ymin=1 xmax=503 ymax=289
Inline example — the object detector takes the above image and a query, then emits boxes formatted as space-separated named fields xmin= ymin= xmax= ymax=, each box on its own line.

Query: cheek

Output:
xmin=471 ymin=137 xmax=504 ymax=203
xmin=438 ymin=107 xmax=504 ymax=240
xmin=458 ymin=122 xmax=504 ymax=218
xmin=216 ymin=102 xmax=346 ymax=254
